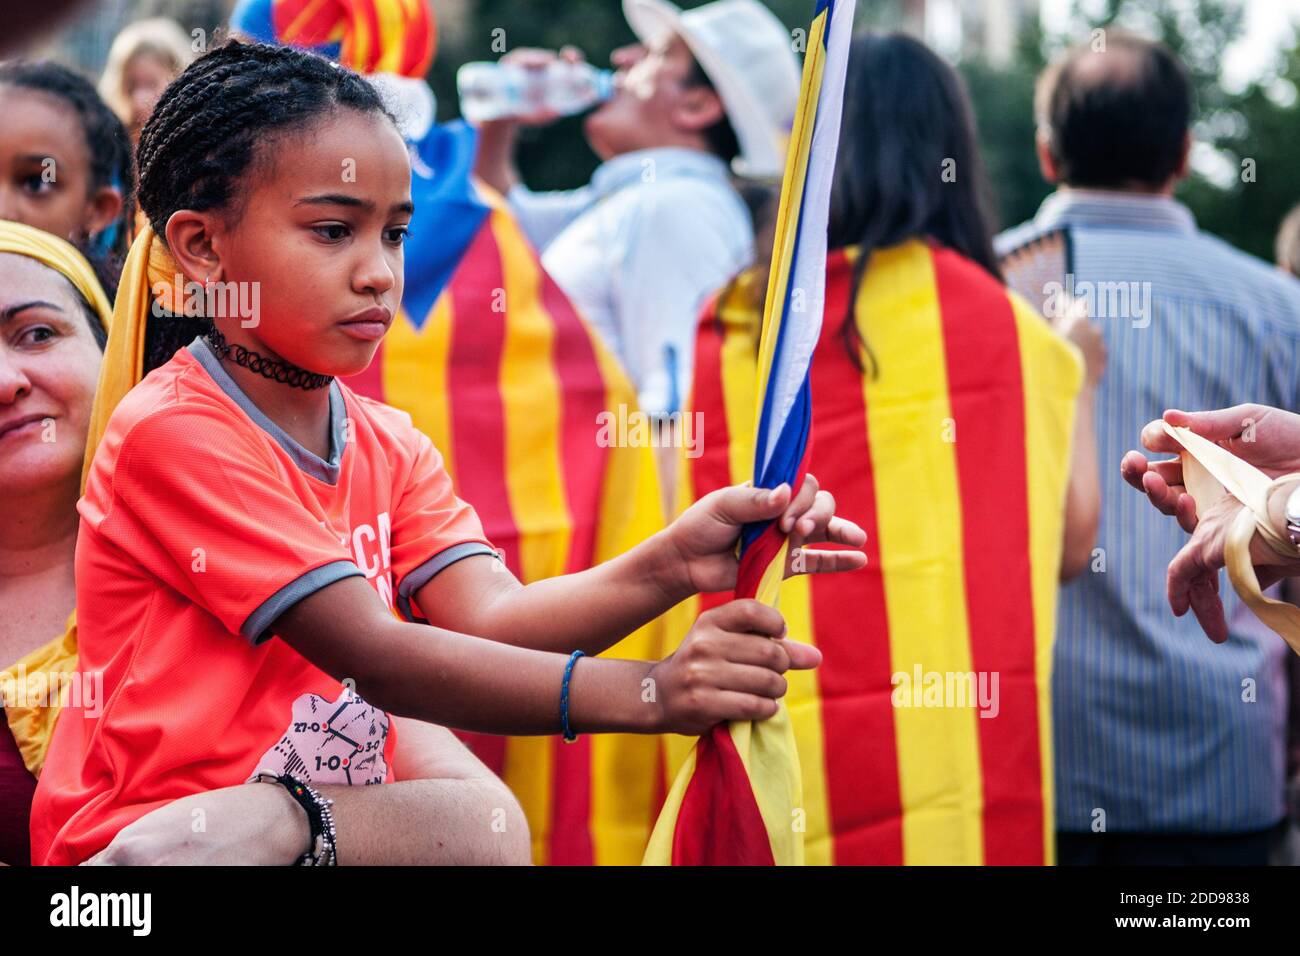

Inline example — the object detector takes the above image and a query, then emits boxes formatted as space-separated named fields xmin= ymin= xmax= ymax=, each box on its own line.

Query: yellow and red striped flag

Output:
xmin=231 ymin=0 xmax=437 ymax=78
xmin=666 ymin=240 xmax=1082 ymax=864
xmin=643 ymin=0 xmax=856 ymax=866
xmin=345 ymin=189 xmax=668 ymax=865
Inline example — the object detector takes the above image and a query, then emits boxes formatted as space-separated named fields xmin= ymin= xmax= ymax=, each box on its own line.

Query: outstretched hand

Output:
xmin=666 ymin=474 xmax=868 ymax=596
xmin=1120 ymin=405 xmax=1300 ymax=641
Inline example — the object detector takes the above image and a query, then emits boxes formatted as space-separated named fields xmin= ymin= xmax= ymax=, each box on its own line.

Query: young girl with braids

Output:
xmin=0 ymin=62 xmax=134 ymax=278
xmin=31 ymin=41 xmax=865 ymax=865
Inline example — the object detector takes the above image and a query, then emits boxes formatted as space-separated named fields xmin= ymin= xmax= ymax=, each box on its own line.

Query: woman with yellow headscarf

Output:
xmin=0 ymin=220 xmax=111 ymax=866
xmin=6 ymin=215 xmax=538 ymax=865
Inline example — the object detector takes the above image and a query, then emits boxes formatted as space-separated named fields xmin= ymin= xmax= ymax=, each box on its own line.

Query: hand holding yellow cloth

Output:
xmin=1160 ymin=422 xmax=1300 ymax=652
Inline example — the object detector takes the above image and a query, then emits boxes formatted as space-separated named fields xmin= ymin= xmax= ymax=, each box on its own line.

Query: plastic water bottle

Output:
xmin=457 ymin=60 xmax=614 ymax=124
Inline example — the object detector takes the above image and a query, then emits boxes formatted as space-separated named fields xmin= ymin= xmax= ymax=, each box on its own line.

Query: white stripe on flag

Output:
xmin=761 ymin=0 xmax=857 ymax=470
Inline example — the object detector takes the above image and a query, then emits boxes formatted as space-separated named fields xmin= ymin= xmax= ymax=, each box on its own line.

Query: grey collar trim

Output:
xmin=187 ymin=335 xmax=346 ymax=485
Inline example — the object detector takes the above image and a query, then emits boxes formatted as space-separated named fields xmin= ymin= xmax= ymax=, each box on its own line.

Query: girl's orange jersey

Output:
xmin=31 ymin=337 xmax=494 ymax=864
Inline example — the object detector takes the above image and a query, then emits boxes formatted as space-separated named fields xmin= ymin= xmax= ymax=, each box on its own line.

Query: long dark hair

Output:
xmin=827 ymin=32 xmax=1001 ymax=372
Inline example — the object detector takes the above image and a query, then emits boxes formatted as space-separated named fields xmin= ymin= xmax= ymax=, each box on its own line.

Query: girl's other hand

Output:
xmin=648 ymin=599 xmax=821 ymax=736
xmin=664 ymin=475 xmax=867 ymax=595
xmin=83 ymin=783 xmax=307 ymax=866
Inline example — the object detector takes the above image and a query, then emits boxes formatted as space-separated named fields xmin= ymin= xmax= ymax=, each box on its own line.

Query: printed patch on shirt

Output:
xmin=249 ymin=688 xmax=390 ymax=785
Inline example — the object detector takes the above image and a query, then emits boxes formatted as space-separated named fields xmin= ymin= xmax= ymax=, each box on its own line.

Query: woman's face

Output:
xmin=0 ymin=85 xmax=123 ymax=245
xmin=0 ymin=253 xmax=102 ymax=498
xmin=124 ymin=51 xmax=175 ymax=133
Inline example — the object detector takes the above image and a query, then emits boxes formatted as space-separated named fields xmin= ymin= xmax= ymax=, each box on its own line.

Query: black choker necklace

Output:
xmin=204 ymin=328 xmax=334 ymax=391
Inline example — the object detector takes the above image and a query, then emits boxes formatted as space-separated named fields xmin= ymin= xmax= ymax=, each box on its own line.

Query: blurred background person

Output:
xmin=997 ymin=31 xmax=1300 ymax=866
xmin=0 ymin=221 xmax=110 ymax=866
xmin=0 ymin=0 xmax=94 ymax=56
xmin=97 ymin=17 xmax=195 ymax=146
xmin=0 ymin=61 xmax=133 ymax=275
xmin=473 ymin=0 xmax=800 ymax=456
xmin=0 ymin=222 xmax=528 ymax=868
xmin=1276 ymin=203 xmax=1300 ymax=279
xmin=662 ymin=30 xmax=1097 ymax=865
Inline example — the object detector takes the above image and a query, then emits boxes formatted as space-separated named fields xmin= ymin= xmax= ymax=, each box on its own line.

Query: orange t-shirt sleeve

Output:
xmin=94 ymin=407 xmax=364 ymax=643
xmin=389 ymin=429 xmax=495 ymax=622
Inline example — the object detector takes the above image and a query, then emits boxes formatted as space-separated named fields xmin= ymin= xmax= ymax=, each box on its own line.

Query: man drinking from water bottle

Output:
xmin=472 ymin=0 xmax=799 ymax=491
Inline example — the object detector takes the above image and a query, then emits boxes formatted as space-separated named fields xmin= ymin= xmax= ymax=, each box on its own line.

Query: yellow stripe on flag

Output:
xmin=1010 ymin=292 xmax=1083 ymax=865
xmin=381 ymin=300 xmax=454 ymax=475
xmin=779 ymin=572 xmax=833 ymax=865
xmin=495 ymin=215 xmax=571 ymax=585
xmin=858 ymin=243 xmax=984 ymax=865
xmin=504 ymin=737 xmax=555 ymax=866
xmin=373 ymin=0 xmax=405 ymax=73
xmin=590 ymin=339 xmax=669 ymax=865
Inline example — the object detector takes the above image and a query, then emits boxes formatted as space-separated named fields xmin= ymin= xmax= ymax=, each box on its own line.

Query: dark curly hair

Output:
xmin=134 ymin=39 xmax=394 ymax=371
xmin=0 ymin=60 xmax=134 ymax=269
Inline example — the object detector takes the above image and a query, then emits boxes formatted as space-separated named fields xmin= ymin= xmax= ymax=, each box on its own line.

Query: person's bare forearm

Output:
xmin=472 ymin=120 xmax=522 ymax=196
xmin=469 ymin=530 xmax=691 ymax=655
xmin=277 ymin=581 xmax=660 ymax=735
xmin=1062 ymin=385 xmax=1101 ymax=580
xmin=323 ymin=779 xmax=530 ymax=865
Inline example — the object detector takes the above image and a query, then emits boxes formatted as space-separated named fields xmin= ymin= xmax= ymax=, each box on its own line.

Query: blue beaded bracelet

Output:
xmin=560 ymin=649 xmax=585 ymax=742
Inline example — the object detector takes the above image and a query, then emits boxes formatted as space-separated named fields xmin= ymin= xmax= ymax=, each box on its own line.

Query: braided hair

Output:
xmin=0 ymin=61 xmax=134 ymax=269
xmin=134 ymin=39 xmax=394 ymax=371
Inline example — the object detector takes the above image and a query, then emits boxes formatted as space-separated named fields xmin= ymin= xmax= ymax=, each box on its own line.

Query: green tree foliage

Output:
xmin=963 ymin=0 xmax=1300 ymax=260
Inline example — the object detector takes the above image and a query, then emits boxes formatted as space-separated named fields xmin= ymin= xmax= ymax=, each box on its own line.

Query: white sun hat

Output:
xmin=622 ymin=0 xmax=801 ymax=179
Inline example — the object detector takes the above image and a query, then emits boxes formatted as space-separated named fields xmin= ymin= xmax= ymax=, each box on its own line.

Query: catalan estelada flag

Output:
xmin=643 ymin=0 xmax=856 ymax=867
xmin=344 ymin=184 xmax=667 ymax=866
xmin=663 ymin=239 xmax=1083 ymax=864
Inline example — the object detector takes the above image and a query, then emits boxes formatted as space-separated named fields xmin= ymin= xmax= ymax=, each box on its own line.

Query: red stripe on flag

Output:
xmin=344 ymin=337 xmax=386 ymax=402
xmin=930 ymin=244 xmax=1044 ymax=864
xmin=541 ymin=266 xmax=602 ymax=867
xmin=688 ymin=304 xmax=734 ymax=616
xmin=444 ymin=222 xmax=519 ymax=777
xmin=672 ymin=724 xmax=776 ymax=865
xmin=545 ymin=271 xmax=606 ymax=575
xmin=549 ymin=736 xmax=593 ymax=865
xmin=690 ymin=301 xmax=733 ymax=503
xmin=809 ymin=251 xmax=903 ymax=864
xmin=400 ymin=0 xmax=435 ymax=76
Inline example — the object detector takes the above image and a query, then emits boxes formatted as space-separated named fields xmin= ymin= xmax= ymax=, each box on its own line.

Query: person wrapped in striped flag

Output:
xmin=660 ymin=31 xmax=1102 ymax=865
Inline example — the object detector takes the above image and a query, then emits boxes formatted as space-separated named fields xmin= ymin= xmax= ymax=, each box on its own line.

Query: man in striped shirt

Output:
xmin=997 ymin=32 xmax=1300 ymax=864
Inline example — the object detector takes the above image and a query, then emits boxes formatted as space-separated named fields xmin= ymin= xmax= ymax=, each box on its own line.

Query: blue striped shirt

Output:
xmin=998 ymin=190 xmax=1300 ymax=834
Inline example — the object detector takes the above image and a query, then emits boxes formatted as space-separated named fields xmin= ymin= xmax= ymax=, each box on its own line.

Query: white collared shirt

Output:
xmin=509 ymin=147 xmax=754 ymax=416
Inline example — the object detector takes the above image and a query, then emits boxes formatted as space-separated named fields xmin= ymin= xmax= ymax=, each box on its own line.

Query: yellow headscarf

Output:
xmin=0 ymin=220 xmax=112 ymax=330
xmin=0 ymin=223 xmax=169 ymax=775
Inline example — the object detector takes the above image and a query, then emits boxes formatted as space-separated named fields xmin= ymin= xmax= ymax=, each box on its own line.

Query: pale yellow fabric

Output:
xmin=0 ymin=620 xmax=78 ymax=775
xmin=1161 ymin=422 xmax=1300 ymax=652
